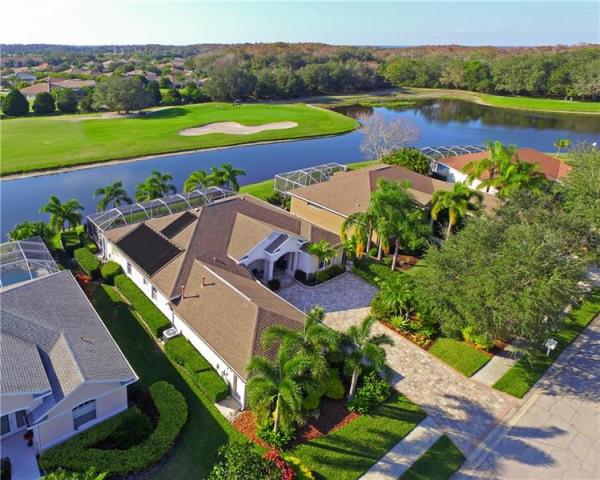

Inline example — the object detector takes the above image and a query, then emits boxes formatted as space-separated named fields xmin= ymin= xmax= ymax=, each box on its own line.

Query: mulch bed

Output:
xmin=380 ymin=319 xmax=435 ymax=350
xmin=233 ymin=398 xmax=360 ymax=450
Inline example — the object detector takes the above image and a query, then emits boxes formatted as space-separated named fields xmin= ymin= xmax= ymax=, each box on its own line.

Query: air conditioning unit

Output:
xmin=162 ymin=327 xmax=180 ymax=343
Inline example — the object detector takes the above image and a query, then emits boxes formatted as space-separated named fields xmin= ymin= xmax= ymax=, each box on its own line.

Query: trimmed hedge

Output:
xmin=73 ymin=247 xmax=100 ymax=277
xmin=165 ymin=336 xmax=229 ymax=403
xmin=40 ymin=381 xmax=188 ymax=476
xmin=61 ymin=231 xmax=81 ymax=252
xmin=80 ymin=233 xmax=98 ymax=254
xmin=100 ymin=261 xmax=122 ymax=285
xmin=114 ymin=274 xmax=170 ymax=337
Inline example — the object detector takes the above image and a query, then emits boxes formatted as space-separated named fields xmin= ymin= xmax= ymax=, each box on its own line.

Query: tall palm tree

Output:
xmin=343 ymin=315 xmax=393 ymax=400
xmin=93 ymin=181 xmax=132 ymax=211
xmin=40 ymin=196 xmax=84 ymax=232
xmin=340 ymin=211 xmax=374 ymax=258
xmin=220 ymin=162 xmax=246 ymax=191
xmin=431 ymin=182 xmax=483 ymax=237
xmin=135 ymin=170 xmax=176 ymax=201
xmin=494 ymin=160 xmax=548 ymax=197
xmin=262 ymin=306 xmax=338 ymax=380
xmin=208 ymin=166 xmax=227 ymax=188
xmin=246 ymin=352 xmax=312 ymax=432
xmin=306 ymin=240 xmax=338 ymax=283
xmin=465 ymin=141 xmax=516 ymax=192
xmin=554 ymin=138 xmax=571 ymax=156
xmin=183 ymin=169 xmax=210 ymax=193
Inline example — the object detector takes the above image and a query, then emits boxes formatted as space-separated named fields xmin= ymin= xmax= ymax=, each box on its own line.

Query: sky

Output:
xmin=3 ymin=1 xmax=599 ymax=46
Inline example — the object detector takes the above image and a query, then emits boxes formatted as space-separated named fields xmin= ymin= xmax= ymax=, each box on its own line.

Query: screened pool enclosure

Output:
xmin=0 ymin=236 xmax=59 ymax=288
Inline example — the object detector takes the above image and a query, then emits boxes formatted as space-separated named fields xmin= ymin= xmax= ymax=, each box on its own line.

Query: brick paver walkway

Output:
xmin=279 ymin=273 xmax=517 ymax=456
xmin=455 ymin=316 xmax=600 ymax=479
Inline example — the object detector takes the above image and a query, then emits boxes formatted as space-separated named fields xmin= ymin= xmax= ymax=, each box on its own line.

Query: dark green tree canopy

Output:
xmin=3 ymin=89 xmax=30 ymax=116
xmin=93 ymin=76 xmax=153 ymax=113
xmin=54 ymin=88 xmax=78 ymax=113
xmin=202 ymin=64 xmax=257 ymax=101
xmin=33 ymin=92 xmax=56 ymax=115
xmin=382 ymin=148 xmax=431 ymax=174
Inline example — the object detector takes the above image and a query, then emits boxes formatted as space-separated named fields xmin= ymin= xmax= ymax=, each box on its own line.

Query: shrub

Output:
xmin=80 ymin=233 xmax=98 ymax=253
xmin=295 ymin=264 xmax=344 ymax=286
xmin=348 ymin=372 xmax=391 ymax=414
xmin=2 ymin=89 xmax=29 ymax=116
xmin=257 ymin=423 xmax=297 ymax=449
xmin=7 ymin=221 xmax=53 ymax=241
xmin=1 ymin=457 xmax=11 ymax=480
xmin=264 ymin=450 xmax=296 ymax=480
xmin=382 ymin=148 xmax=431 ymax=174
xmin=114 ymin=274 xmax=170 ymax=337
xmin=324 ymin=370 xmax=345 ymax=400
xmin=461 ymin=326 xmax=494 ymax=350
xmin=40 ymin=381 xmax=187 ymax=476
xmin=283 ymin=456 xmax=315 ymax=480
xmin=100 ymin=261 xmax=122 ymax=285
xmin=60 ymin=231 xmax=81 ymax=252
xmin=164 ymin=336 xmax=229 ymax=402
xmin=33 ymin=92 xmax=56 ymax=115
xmin=302 ymin=384 xmax=325 ymax=412
xmin=368 ymin=247 xmax=378 ymax=257
xmin=94 ymin=407 xmax=153 ymax=450
xmin=73 ymin=247 xmax=100 ymax=277
xmin=54 ymin=88 xmax=78 ymax=114
xmin=208 ymin=442 xmax=278 ymax=480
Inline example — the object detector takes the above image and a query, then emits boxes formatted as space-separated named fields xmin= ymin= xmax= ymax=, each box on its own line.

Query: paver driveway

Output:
xmin=455 ymin=316 xmax=600 ymax=479
xmin=278 ymin=273 xmax=517 ymax=455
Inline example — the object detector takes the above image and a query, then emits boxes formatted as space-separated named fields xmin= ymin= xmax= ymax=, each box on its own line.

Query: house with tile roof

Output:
xmin=0 ymin=238 xmax=137 ymax=456
xmin=431 ymin=147 xmax=571 ymax=192
xmin=96 ymin=194 xmax=341 ymax=407
xmin=287 ymin=164 xmax=499 ymax=235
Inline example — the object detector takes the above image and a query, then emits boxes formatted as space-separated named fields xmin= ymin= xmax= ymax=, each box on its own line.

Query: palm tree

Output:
xmin=246 ymin=352 xmax=312 ymax=433
xmin=220 ymin=162 xmax=246 ymax=191
xmin=40 ymin=196 xmax=84 ymax=232
xmin=376 ymin=275 xmax=414 ymax=321
xmin=343 ymin=315 xmax=393 ymax=400
xmin=494 ymin=160 xmax=548 ymax=197
xmin=465 ymin=141 xmax=516 ymax=192
xmin=306 ymin=240 xmax=338 ymax=283
xmin=431 ymin=182 xmax=483 ymax=237
xmin=262 ymin=306 xmax=338 ymax=380
xmin=208 ymin=166 xmax=227 ymax=188
xmin=554 ymin=138 xmax=572 ymax=156
xmin=183 ymin=169 xmax=210 ymax=193
xmin=93 ymin=181 xmax=132 ymax=211
xmin=340 ymin=211 xmax=374 ymax=258
xmin=135 ymin=170 xmax=176 ymax=201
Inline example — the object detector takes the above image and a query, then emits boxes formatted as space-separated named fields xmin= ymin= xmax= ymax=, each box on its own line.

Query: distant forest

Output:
xmin=3 ymin=43 xmax=599 ymax=100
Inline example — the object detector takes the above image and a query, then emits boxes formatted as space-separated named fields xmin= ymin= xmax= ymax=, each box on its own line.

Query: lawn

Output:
xmin=239 ymin=178 xmax=275 ymax=200
xmin=91 ymin=284 xmax=244 ymax=479
xmin=400 ymin=435 xmax=465 ymax=480
xmin=493 ymin=289 xmax=600 ymax=398
xmin=429 ymin=338 xmax=491 ymax=377
xmin=292 ymin=393 xmax=426 ymax=480
xmin=479 ymin=93 xmax=600 ymax=114
xmin=1 ymin=102 xmax=358 ymax=176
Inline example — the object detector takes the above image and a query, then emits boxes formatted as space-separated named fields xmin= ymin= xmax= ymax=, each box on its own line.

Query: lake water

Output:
xmin=2 ymin=99 xmax=599 ymax=238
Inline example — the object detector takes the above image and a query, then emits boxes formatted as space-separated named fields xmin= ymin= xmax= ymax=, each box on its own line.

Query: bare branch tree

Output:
xmin=359 ymin=114 xmax=421 ymax=161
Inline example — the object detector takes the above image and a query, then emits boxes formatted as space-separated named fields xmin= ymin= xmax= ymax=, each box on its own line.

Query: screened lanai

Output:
xmin=86 ymin=186 xmax=236 ymax=245
xmin=0 ymin=236 xmax=59 ymax=288
xmin=274 ymin=163 xmax=347 ymax=194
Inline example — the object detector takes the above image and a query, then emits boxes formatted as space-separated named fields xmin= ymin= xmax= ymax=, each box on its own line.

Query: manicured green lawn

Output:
xmin=400 ymin=435 xmax=465 ymax=480
xmin=1 ymin=102 xmax=358 ymax=176
xmin=91 ymin=284 xmax=244 ymax=479
xmin=239 ymin=178 xmax=275 ymax=200
xmin=480 ymin=94 xmax=600 ymax=113
xmin=292 ymin=393 xmax=426 ymax=480
xmin=429 ymin=338 xmax=491 ymax=377
xmin=494 ymin=289 xmax=600 ymax=398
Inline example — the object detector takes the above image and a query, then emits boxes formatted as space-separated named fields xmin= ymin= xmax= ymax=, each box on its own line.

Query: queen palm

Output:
xmin=183 ymin=169 xmax=210 ymax=193
xmin=340 ymin=211 xmax=374 ymax=258
xmin=465 ymin=140 xmax=516 ymax=192
xmin=262 ymin=306 xmax=338 ymax=380
xmin=40 ymin=196 xmax=84 ymax=232
xmin=306 ymin=240 xmax=338 ymax=283
xmin=343 ymin=315 xmax=393 ymax=400
xmin=431 ymin=182 xmax=483 ymax=237
xmin=135 ymin=170 xmax=176 ymax=201
xmin=220 ymin=162 xmax=246 ymax=191
xmin=494 ymin=161 xmax=548 ymax=197
xmin=93 ymin=181 xmax=132 ymax=211
xmin=376 ymin=275 xmax=414 ymax=321
xmin=208 ymin=166 xmax=228 ymax=188
xmin=246 ymin=351 xmax=312 ymax=432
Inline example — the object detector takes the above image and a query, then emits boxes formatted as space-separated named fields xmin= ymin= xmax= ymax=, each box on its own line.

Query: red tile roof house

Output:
xmin=88 ymin=194 xmax=342 ymax=408
xmin=20 ymin=79 xmax=96 ymax=100
xmin=432 ymin=148 xmax=571 ymax=193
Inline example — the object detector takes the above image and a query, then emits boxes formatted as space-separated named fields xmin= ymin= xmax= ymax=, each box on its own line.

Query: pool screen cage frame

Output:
xmin=0 ymin=236 xmax=59 ymax=288
xmin=274 ymin=163 xmax=348 ymax=195
xmin=86 ymin=186 xmax=236 ymax=246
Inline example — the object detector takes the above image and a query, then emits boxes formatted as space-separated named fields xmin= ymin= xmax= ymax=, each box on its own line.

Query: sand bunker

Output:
xmin=179 ymin=121 xmax=298 ymax=136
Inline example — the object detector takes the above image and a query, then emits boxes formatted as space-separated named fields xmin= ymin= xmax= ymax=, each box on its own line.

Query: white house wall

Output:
xmin=0 ymin=394 xmax=43 ymax=416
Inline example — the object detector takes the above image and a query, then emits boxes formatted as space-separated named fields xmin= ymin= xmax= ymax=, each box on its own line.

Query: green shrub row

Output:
xmin=100 ymin=261 xmax=122 ymax=285
xmin=40 ymin=381 xmax=188 ymax=476
xmin=61 ymin=231 xmax=81 ymax=251
xmin=295 ymin=264 xmax=345 ymax=286
xmin=74 ymin=247 xmax=101 ymax=277
xmin=164 ymin=336 xmax=229 ymax=403
xmin=114 ymin=274 xmax=170 ymax=337
xmin=80 ymin=233 xmax=98 ymax=254
xmin=351 ymin=256 xmax=400 ymax=285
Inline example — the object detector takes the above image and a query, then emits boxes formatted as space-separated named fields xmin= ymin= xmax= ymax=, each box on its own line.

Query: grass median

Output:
xmin=1 ymin=102 xmax=358 ymax=176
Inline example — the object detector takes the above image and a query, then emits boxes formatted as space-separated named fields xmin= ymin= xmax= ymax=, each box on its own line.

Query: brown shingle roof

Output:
xmin=438 ymin=148 xmax=571 ymax=181
xmin=20 ymin=82 xmax=50 ymax=96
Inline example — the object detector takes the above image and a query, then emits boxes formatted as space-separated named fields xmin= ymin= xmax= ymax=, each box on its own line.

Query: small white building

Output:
xmin=90 ymin=193 xmax=342 ymax=408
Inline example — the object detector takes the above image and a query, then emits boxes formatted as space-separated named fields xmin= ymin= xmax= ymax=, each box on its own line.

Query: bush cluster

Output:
xmin=348 ymin=372 xmax=391 ymax=414
xmin=60 ymin=231 xmax=81 ymax=252
xmin=461 ymin=326 xmax=494 ymax=351
xmin=208 ymin=442 xmax=278 ymax=480
xmin=73 ymin=247 xmax=100 ymax=277
xmin=40 ymin=381 xmax=188 ymax=476
xmin=257 ymin=423 xmax=297 ymax=450
xmin=80 ymin=233 xmax=98 ymax=253
xmin=295 ymin=264 xmax=345 ymax=286
xmin=100 ymin=261 xmax=122 ymax=285
xmin=164 ymin=336 xmax=229 ymax=402
xmin=114 ymin=274 xmax=170 ymax=337
xmin=283 ymin=456 xmax=315 ymax=480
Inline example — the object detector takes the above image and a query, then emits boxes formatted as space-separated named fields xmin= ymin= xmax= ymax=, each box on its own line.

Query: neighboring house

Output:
xmin=125 ymin=69 xmax=158 ymax=82
xmin=286 ymin=164 xmax=498 ymax=235
xmin=19 ymin=82 xmax=51 ymax=100
xmin=431 ymin=147 xmax=571 ymax=191
xmin=89 ymin=194 xmax=341 ymax=408
xmin=53 ymin=79 xmax=96 ymax=91
xmin=20 ymin=79 xmax=96 ymax=100
xmin=0 ymin=238 xmax=137 ymax=456
xmin=10 ymin=72 xmax=37 ymax=83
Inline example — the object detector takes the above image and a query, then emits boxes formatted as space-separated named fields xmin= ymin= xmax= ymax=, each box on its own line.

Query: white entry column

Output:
xmin=264 ymin=260 xmax=274 ymax=281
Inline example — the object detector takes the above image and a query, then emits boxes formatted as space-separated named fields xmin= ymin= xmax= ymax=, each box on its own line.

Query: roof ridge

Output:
xmin=170 ymin=210 xmax=204 ymax=298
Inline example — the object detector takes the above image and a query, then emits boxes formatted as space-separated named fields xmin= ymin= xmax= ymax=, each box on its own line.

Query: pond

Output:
xmin=1 ymin=99 xmax=599 ymax=238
